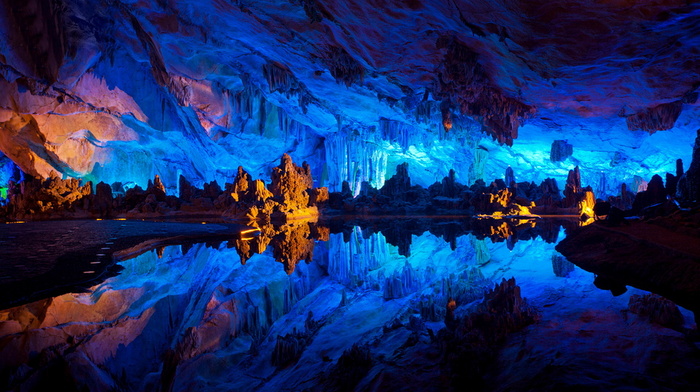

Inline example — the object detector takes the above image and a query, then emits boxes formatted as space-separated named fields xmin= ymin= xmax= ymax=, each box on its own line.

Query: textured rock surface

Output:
xmin=0 ymin=0 xmax=698 ymax=198
xmin=677 ymin=129 xmax=700 ymax=203
xmin=0 ymin=154 xmax=322 ymax=222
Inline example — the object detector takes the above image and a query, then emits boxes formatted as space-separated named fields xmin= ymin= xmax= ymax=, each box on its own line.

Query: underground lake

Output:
xmin=1 ymin=217 xmax=698 ymax=391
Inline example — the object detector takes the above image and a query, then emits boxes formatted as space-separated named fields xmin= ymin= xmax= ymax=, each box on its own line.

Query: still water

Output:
xmin=0 ymin=218 xmax=695 ymax=391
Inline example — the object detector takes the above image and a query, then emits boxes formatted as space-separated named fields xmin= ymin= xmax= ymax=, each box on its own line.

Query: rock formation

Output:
xmin=226 ymin=154 xmax=320 ymax=223
xmin=550 ymin=140 xmax=573 ymax=162
xmin=677 ymin=129 xmax=700 ymax=203
xmin=628 ymin=293 xmax=684 ymax=330
xmin=0 ymin=154 xmax=327 ymax=222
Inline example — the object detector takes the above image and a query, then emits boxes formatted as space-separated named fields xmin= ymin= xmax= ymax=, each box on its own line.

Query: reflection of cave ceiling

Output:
xmin=0 ymin=0 xmax=699 ymax=188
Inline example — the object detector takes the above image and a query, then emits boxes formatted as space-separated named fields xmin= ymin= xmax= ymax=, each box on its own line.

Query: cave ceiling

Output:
xmin=0 ymin=0 xmax=699 ymax=185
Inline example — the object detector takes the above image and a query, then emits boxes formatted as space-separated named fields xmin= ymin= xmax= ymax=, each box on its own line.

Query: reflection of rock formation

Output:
xmin=551 ymin=254 xmax=575 ymax=278
xmin=326 ymin=216 xmax=578 ymax=256
xmin=628 ymin=293 xmax=685 ymax=330
xmin=270 ymin=222 xmax=315 ymax=274
xmin=438 ymin=277 xmax=539 ymax=389
xmin=230 ymin=220 xmax=319 ymax=274
xmin=556 ymin=208 xmax=700 ymax=319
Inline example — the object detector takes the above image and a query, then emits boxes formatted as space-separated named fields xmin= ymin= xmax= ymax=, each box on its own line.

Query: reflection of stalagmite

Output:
xmin=271 ymin=222 xmax=315 ymax=274
xmin=489 ymin=221 xmax=513 ymax=239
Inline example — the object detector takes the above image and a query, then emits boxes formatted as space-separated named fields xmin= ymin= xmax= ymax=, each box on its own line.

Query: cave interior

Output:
xmin=1 ymin=1 xmax=700 ymax=391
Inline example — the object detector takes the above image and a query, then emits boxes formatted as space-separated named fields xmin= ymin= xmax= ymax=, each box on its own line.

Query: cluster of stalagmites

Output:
xmin=0 ymin=154 xmax=328 ymax=222
xmin=327 ymin=162 xmax=596 ymax=219
xmin=591 ymin=129 xmax=700 ymax=224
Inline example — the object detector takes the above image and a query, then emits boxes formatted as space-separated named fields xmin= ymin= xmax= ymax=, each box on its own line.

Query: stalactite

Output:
xmin=550 ymin=140 xmax=573 ymax=162
xmin=322 ymin=45 xmax=365 ymax=87
xmin=434 ymin=36 xmax=534 ymax=146
xmin=323 ymin=129 xmax=388 ymax=194
xmin=262 ymin=61 xmax=300 ymax=96
xmin=626 ymin=100 xmax=683 ymax=133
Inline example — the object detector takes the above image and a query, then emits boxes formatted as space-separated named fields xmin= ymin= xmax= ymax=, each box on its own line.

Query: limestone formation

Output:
xmin=0 ymin=171 xmax=92 ymax=219
xmin=322 ymin=343 xmax=373 ymax=392
xmin=380 ymin=162 xmax=411 ymax=199
xmin=676 ymin=129 xmax=700 ymax=203
xmin=632 ymin=174 xmax=667 ymax=213
xmin=308 ymin=187 xmax=329 ymax=206
xmin=93 ymin=181 xmax=113 ymax=218
xmin=550 ymin=140 xmax=573 ymax=162
xmin=562 ymin=166 xmax=582 ymax=208
xmin=269 ymin=153 xmax=313 ymax=210
xmin=628 ymin=293 xmax=684 ymax=330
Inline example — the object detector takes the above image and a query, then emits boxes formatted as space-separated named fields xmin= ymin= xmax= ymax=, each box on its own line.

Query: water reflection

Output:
xmin=0 ymin=217 xmax=694 ymax=392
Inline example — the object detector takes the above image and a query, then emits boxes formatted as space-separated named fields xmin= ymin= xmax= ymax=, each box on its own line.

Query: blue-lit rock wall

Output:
xmin=0 ymin=0 xmax=698 ymax=195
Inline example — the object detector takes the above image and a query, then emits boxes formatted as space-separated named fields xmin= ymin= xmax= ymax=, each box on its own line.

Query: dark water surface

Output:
xmin=0 ymin=217 xmax=697 ymax=391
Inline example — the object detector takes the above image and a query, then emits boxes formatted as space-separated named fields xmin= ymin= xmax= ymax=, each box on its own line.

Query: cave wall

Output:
xmin=0 ymin=0 xmax=698 ymax=197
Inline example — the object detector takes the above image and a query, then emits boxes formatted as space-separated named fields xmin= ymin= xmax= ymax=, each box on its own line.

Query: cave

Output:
xmin=1 ymin=1 xmax=699 ymax=391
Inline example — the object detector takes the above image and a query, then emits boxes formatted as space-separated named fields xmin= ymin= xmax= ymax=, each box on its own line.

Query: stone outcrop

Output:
xmin=677 ymin=129 xmax=700 ymax=203
xmin=628 ymin=293 xmax=684 ymax=330
xmin=550 ymin=140 xmax=573 ymax=162
xmin=0 ymin=154 xmax=325 ymax=222
xmin=225 ymin=154 xmax=319 ymax=223
xmin=1 ymin=171 xmax=92 ymax=219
